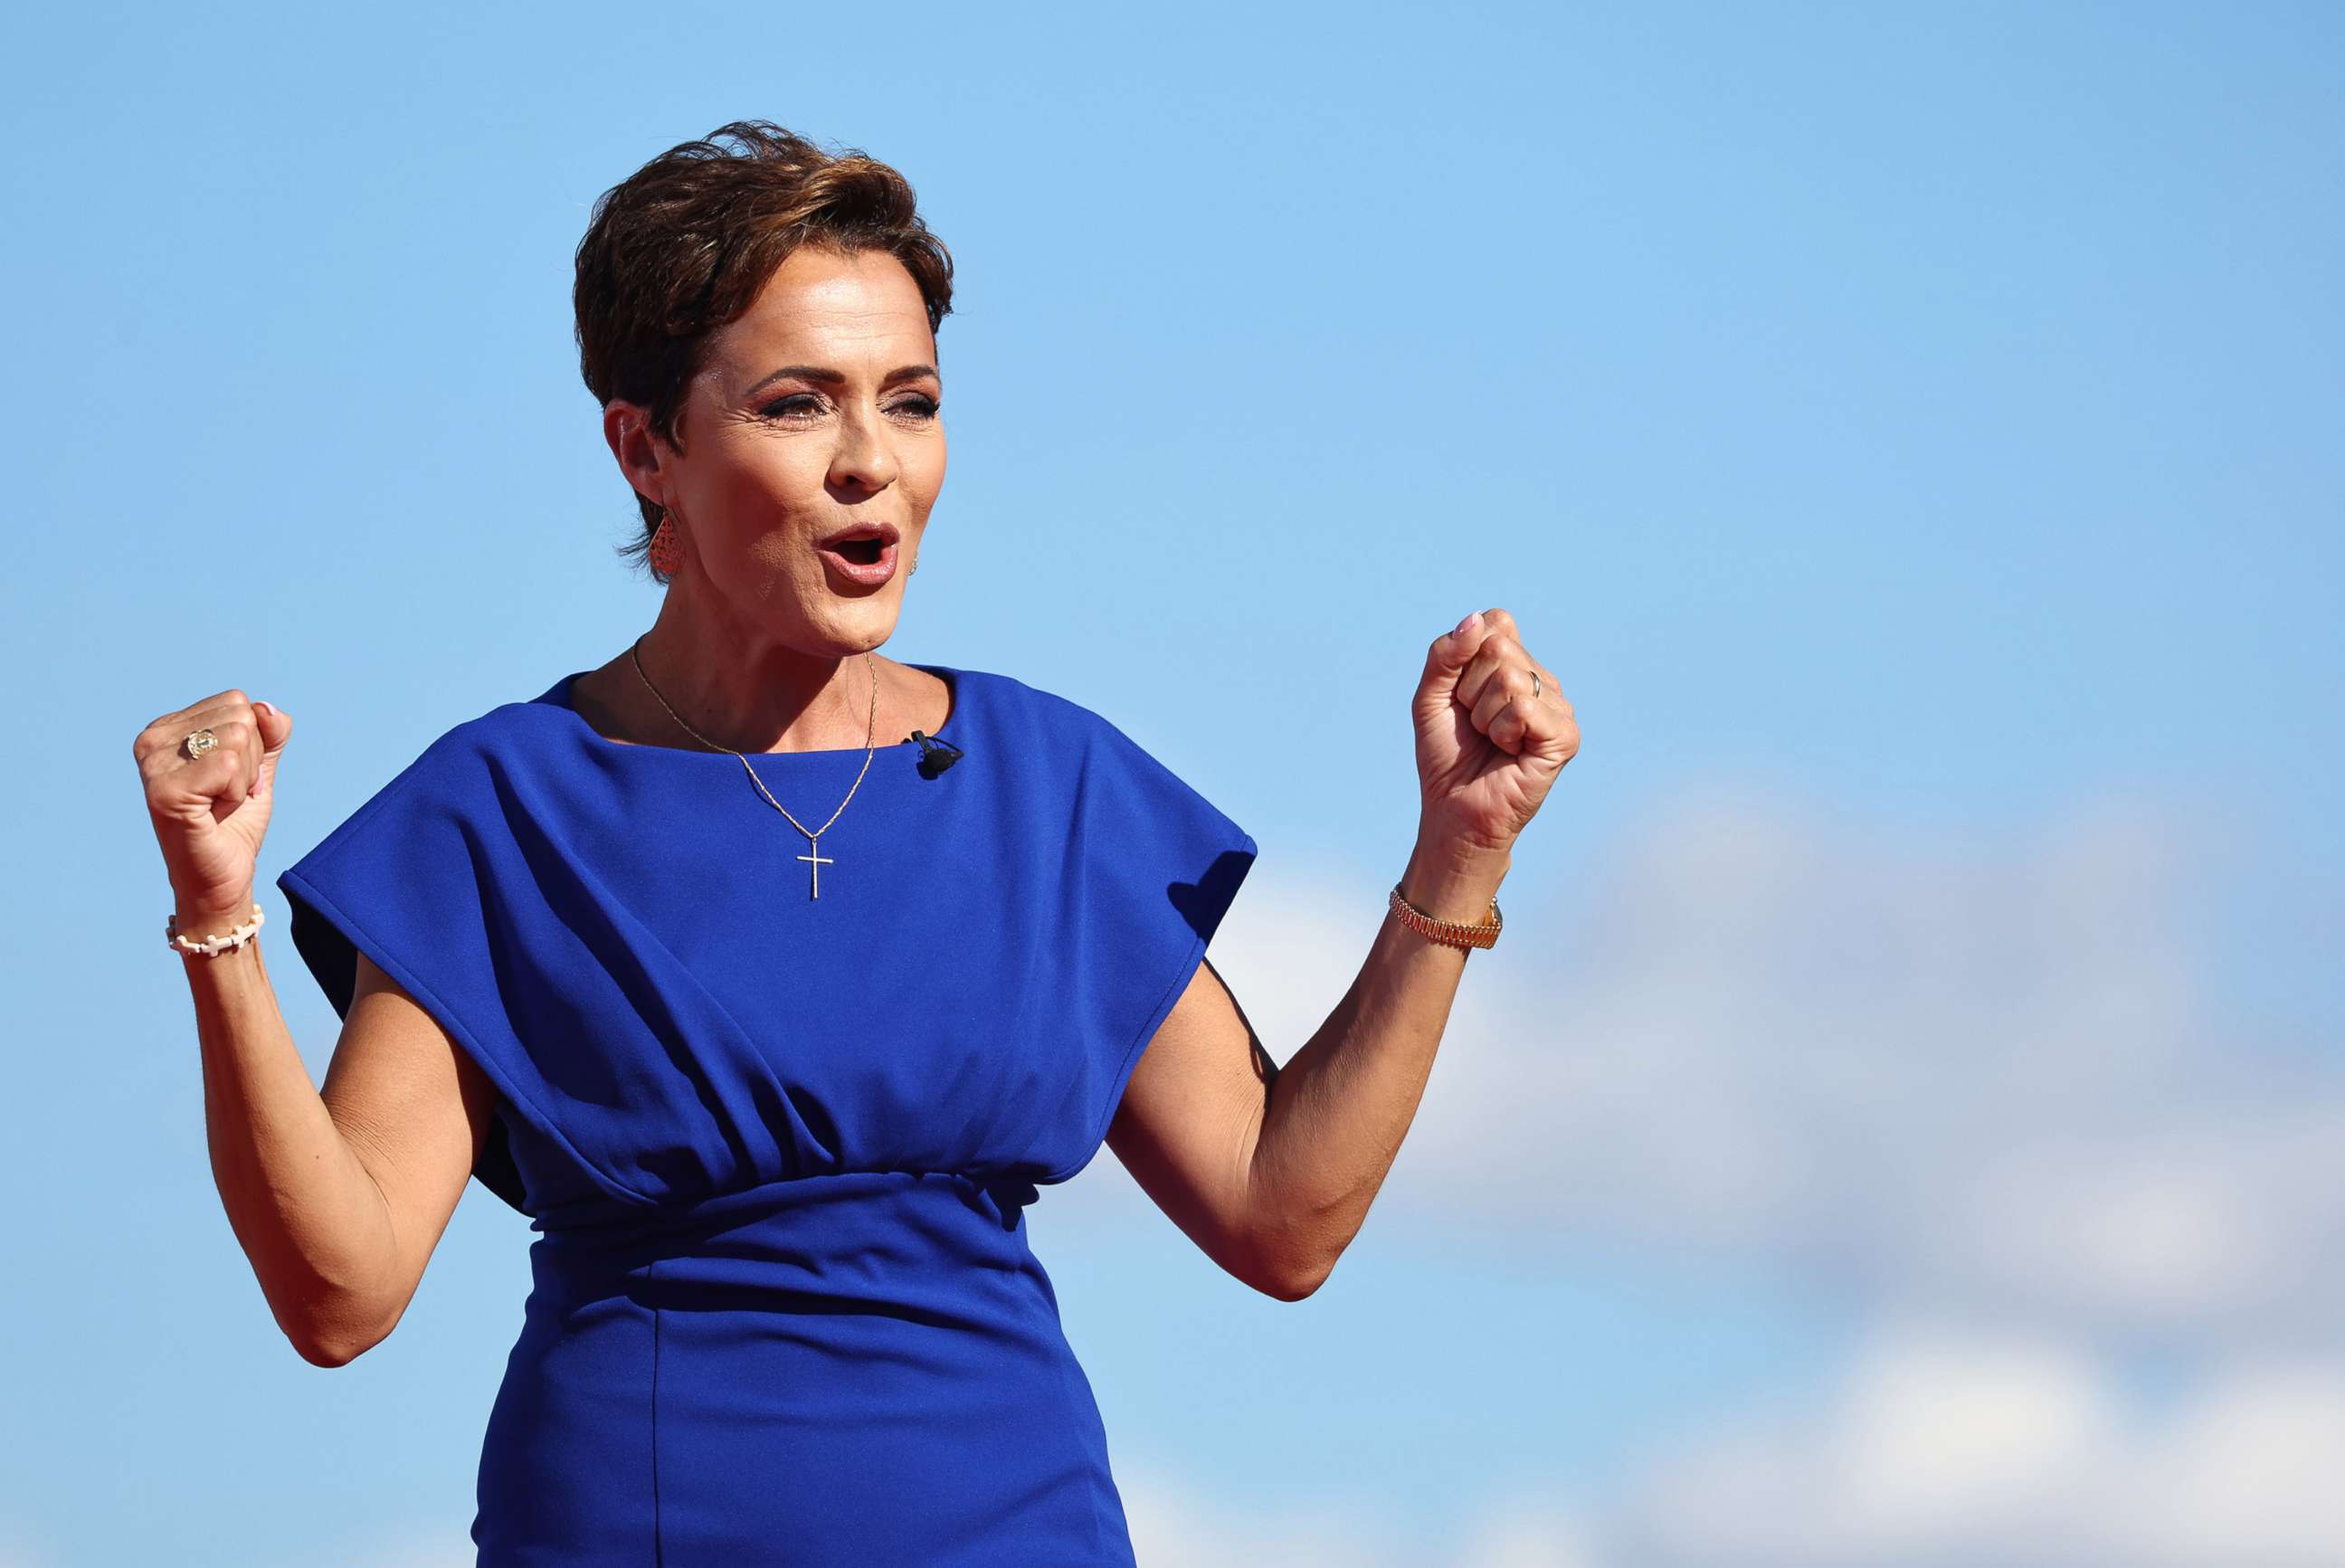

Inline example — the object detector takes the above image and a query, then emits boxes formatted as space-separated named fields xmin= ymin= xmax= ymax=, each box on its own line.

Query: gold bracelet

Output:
xmin=1387 ymin=881 xmax=1502 ymax=951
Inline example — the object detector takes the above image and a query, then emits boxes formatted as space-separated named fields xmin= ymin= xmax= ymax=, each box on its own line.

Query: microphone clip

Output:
xmin=909 ymin=729 xmax=964 ymax=778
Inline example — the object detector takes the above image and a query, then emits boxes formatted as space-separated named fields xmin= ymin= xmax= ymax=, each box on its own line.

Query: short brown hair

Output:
xmin=574 ymin=120 xmax=956 ymax=581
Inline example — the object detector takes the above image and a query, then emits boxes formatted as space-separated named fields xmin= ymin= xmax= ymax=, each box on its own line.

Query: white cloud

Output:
xmin=1062 ymin=777 xmax=2345 ymax=1563
xmin=1101 ymin=1323 xmax=2345 ymax=1568
xmin=1094 ymin=777 xmax=2345 ymax=1340
xmin=1451 ymin=1500 xmax=1610 ymax=1568
xmin=1117 ymin=1463 xmax=1600 ymax=1568
xmin=1612 ymin=1317 xmax=2345 ymax=1566
xmin=1101 ymin=1320 xmax=2345 ymax=1568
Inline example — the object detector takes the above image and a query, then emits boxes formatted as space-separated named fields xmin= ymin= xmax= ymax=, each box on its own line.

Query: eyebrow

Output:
xmin=745 ymin=364 xmax=939 ymax=400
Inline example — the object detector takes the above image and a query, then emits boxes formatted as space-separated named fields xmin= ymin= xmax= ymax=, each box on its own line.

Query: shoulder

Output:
xmin=971 ymin=666 xmax=1139 ymax=755
xmin=389 ymin=704 xmax=528 ymax=799
xmin=424 ymin=675 xmax=620 ymax=784
xmin=967 ymin=669 xmax=1202 ymax=800
xmin=973 ymin=668 xmax=1239 ymax=822
xmin=290 ymin=692 xmax=549 ymax=869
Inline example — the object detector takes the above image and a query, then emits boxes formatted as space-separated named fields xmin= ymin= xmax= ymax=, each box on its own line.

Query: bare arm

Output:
xmin=142 ymin=692 xmax=497 ymax=1364
xmin=1099 ymin=609 xmax=1576 ymax=1299
xmin=1246 ymin=842 xmax=1505 ymax=1293
xmin=187 ymin=916 xmax=493 ymax=1364
xmin=1105 ymin=839 xmax=1507 ymax=1301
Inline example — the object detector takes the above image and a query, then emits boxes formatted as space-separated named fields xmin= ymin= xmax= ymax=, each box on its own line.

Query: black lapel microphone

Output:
xmin=910 ymin=730 xmax=964 ymax=778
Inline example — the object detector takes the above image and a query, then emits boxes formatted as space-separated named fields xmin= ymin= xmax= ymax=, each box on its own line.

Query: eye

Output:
xmin=892 ymin=395 xmax=941 ymax=420
xmin=762 ymin=394 xmax=824 ymax=420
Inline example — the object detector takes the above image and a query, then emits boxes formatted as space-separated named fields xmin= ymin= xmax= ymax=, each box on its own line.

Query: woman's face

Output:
xmin=608 ymin=244 xmax=945 ymax=651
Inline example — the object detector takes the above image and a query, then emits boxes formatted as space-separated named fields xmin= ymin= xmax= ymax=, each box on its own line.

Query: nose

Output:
xmin=827 ymin=406 xmax=899 ymax=495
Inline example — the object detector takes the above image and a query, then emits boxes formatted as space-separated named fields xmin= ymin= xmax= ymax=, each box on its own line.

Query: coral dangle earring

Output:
xmin=649 ymin=513 xmax=683 ymax=577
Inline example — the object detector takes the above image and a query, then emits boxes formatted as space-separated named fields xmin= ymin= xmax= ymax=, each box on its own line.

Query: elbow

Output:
xmin=282 ymin=1299 xmax=395 ymax=1369
xmin=1259 ymin=1270 xmax=1324 ymax=1303
xmin=290 ymin=1328 xmax=365 ymax=1368
xmin=1250 ymin=1249 xmax=1336 ymax=1303
xmin=1240 ymin=1152 xmax=1353 ymax=1300
xmin=1240 ymin=1206 xmax=1345 ymax=1302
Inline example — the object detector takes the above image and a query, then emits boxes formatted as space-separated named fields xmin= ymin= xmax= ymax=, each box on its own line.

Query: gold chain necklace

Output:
xmin=627 ymin=634 xmax=879 ymax=900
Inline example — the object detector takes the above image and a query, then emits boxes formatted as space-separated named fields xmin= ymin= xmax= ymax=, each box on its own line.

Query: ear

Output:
xmin=603 ymin=398 xmax=672 ymax=509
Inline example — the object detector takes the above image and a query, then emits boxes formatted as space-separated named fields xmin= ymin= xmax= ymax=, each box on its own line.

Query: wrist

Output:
xmin=172 ymin=891 xmax=260 ymax=936
xmin=1400 ymin=837 xmax=1508 ymax=926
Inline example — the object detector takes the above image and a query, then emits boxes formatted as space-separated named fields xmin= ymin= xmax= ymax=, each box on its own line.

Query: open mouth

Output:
xmin=826 ymin=535 xmax=888 ymax=565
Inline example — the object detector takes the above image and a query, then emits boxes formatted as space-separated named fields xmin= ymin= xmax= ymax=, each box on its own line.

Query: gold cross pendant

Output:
xmin=797 ymin=842 xmax=834 ymax=898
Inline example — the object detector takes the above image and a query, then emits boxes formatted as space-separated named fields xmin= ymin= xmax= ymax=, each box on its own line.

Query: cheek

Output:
xmin=905 ymin=440 xmax=947 ymax=504
xmin=696 ymin=420 xmax=820 ymax=493
xmin=736 ymin=441 xmax=833 ymax=504
xmin=699 ymin=451 xmax=829 ymax=568
xmin=740 ymin=527 xmax=827 ymax=588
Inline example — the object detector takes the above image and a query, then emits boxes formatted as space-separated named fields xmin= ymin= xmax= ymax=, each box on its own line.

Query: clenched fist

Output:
xmin=1412 ymin=607 xmax=1578 ymax=860
xmin=135 ymin=689 xmax=296 ymax=924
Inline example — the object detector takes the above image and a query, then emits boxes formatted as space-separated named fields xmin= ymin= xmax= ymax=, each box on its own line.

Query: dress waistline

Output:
xmin=517 ymin=1168 xmax=1051 ymax=1325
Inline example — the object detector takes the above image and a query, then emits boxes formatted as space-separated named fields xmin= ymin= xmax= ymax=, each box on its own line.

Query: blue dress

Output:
xmin=275 ymin=662 xmax=1258 ymax=1566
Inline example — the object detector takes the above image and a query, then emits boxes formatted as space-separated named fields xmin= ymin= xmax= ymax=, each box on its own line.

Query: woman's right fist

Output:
xmin=136 ymin=689 xmax=296 ymax=919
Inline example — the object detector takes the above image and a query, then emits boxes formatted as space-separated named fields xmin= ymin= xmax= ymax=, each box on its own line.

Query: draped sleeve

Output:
xmin=273 ymin=723 xmax=650 ymax=1219
xmin=269 ymin=670 xmax=1261 ymax=1212
xmin=1031 ymin=697 xmax=1260 ymax=1182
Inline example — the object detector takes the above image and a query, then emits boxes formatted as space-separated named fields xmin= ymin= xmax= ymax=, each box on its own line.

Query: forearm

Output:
xmin=180 ymin=901 xmax=400 ymax=1364
xmin=1244 ymin=834 xmax=1507 ymax=1294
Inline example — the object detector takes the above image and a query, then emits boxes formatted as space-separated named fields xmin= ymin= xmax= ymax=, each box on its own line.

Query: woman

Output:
xmin=136 ymin=121 xmax=1578 ymax=1565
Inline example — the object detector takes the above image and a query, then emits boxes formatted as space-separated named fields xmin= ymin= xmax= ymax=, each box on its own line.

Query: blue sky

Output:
xmin=8 ymin=3 xmax=2340 ymax=1563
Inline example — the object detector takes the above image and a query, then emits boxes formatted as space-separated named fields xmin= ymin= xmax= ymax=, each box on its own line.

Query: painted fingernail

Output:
xmin=255 ymin=700 xmax=276 ymax=717
xmin=1453 ymin=611 xmax=1480 ymax=639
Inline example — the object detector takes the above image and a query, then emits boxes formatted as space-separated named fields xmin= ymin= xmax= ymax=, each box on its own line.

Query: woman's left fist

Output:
xmin=1411 ymin=607 xmax=1579 ymax=857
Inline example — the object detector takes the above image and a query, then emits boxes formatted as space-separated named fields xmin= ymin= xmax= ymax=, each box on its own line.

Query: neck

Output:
xmin=625 ymin=598 xmax=886 ymax=756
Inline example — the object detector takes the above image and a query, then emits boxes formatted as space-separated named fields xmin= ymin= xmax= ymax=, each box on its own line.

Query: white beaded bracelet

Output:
xmin=166 ymin=901 xmax=265 ymax=957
